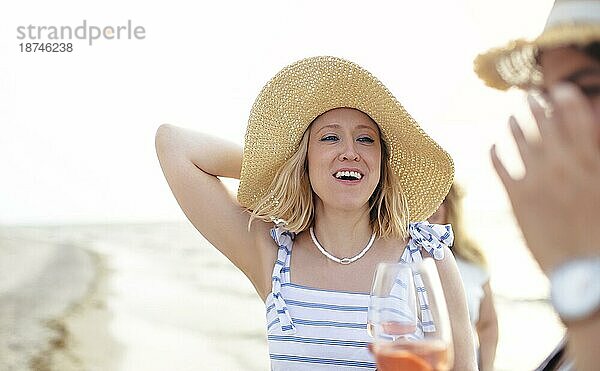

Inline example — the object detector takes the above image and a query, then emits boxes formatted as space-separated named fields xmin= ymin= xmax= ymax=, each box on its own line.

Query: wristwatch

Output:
xmin=550 ymin=257 xmax=600 ymax=323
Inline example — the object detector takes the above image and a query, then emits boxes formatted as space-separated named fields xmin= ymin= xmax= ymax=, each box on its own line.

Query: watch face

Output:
xmin=551 ymin=258 xmax=600 ymax=321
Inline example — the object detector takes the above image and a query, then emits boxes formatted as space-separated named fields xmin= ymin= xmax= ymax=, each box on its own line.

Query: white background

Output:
xmin=0 ymin=0 xmax=554 ymax=225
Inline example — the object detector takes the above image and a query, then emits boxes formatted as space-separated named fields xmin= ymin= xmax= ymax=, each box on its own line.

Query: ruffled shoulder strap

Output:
xmin=401 ymin=221 xmax=453 ymax=263
xmin=269 ymin=224 xmax=296 ymax=333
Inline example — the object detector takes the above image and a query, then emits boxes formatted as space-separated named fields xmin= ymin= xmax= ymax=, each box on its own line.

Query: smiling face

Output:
xmin=539 ymin=45 xmax=600 ymax=122
xmin=307 ymin=108 xmax=382 ymax=212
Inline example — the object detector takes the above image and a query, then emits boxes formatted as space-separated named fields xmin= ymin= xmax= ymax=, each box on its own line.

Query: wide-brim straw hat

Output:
xmin=474 ymin=0 xmax=600 ymax=90
xmin=237 ymin=56 xmax=454 ymax=223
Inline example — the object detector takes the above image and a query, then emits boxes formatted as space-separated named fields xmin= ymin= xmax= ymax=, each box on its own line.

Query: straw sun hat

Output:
xmin=474 ymin=0 xmax=600 ymax=90
xmin=237 ymin=56 xmax=454 ymax=223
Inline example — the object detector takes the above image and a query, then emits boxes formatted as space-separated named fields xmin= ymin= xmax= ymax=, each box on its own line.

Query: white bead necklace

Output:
xmin=309 ymin=227 xmax=376 ymax=265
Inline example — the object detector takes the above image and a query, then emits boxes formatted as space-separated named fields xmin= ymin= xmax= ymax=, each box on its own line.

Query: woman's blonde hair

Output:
xmin=444 ymin=183 xmax=487 ymax=267
xmin=248 ymin=120 xmax=410 ymax=241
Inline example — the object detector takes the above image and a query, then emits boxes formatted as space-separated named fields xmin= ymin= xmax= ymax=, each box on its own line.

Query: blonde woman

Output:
xmin=429 ymin=183 xmax=498 ymax=371
xmin=156 ymin=56 xmax=476 ymax=370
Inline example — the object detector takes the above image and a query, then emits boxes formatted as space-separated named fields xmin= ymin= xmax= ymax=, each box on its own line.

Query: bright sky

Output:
xmin=0 ymin=0 xmax=554 ymax=225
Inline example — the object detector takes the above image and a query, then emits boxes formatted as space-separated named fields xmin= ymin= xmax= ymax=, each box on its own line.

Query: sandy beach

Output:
xmin=0 ymin=227 xmax=119 ymax=371
xmin=0 ymin=221 xmax=564 ymax=371
xmin=0 ymin=223 xmax=269 ymax=371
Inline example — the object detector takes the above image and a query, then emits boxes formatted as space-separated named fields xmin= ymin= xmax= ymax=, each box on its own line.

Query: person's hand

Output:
xmin=490 ymin=83 xmax=600 ymax=274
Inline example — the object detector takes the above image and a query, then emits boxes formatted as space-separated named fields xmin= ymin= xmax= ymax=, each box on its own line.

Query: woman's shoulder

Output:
xmin=246 ymin=219 xmax=284 ymax=259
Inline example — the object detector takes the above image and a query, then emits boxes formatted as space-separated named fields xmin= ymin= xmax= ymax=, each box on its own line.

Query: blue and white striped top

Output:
xmin=265 ymin=222 xmax=453 ymax=370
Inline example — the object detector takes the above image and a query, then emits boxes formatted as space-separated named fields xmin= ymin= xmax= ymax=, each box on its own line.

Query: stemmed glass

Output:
xmin=368 ymin=259 xmax=453 ymax=371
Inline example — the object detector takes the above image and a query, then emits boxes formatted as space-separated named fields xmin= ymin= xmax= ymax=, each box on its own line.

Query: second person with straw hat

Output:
xmin=474 ymin=0 xmax=600 ymax=369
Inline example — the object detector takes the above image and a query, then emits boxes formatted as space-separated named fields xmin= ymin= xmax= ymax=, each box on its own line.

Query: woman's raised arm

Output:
xmin=155 ymin=124 xmax=274 ymax=298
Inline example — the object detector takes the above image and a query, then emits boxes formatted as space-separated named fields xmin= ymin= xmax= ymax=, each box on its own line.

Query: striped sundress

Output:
xmin=265 ymin=222 xmax=454 ymax=370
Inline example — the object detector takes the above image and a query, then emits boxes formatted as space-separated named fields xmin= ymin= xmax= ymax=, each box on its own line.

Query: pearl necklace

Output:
xmin=309 ymin=227 xmax=376 ymax=265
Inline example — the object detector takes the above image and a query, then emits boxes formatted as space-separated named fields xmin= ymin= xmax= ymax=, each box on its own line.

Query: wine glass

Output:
xmin=368 ymin=259 xmax=453 ymax=371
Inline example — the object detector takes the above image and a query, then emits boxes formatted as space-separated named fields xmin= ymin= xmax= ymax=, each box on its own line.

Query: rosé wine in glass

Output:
xmin=372 ymin=339 xmax=451 ymax=371
xmin=367 ymin=260 xmax=453 ymax=371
